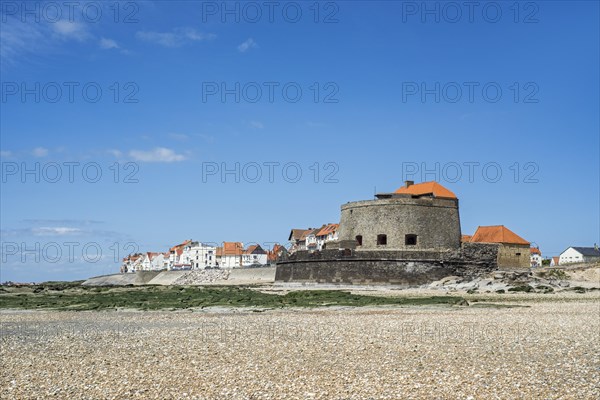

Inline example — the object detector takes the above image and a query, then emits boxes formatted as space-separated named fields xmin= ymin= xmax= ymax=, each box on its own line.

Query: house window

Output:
xmin=356 ymin=235 xmax=363 ymax=246
xmin=516 ymin=253 xmax=521 ymax=256
xmin=377 ymin=234 xmax=387 ymax=246
xmin=405 ymin=234 xmax=417 ymax=246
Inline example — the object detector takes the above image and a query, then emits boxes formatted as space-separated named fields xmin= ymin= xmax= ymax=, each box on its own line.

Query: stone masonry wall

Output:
xmin=338 ymin=197 xmax=461 ymax=250
xmin=275 ymin=242 xmax=500 ymax=285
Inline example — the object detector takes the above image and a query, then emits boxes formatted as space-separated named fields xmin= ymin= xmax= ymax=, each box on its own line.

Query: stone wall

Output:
xmin=497 ymin=244 xmax=530 ymax=270
xmin=452 ymin=242 xmax=499 ymax=279
xmin=338 ymin=197 xmax=461 ymax=250
xmin=275 ymin=259 xmax=454 ymax=286
xmin=275 ymin=242 xmax=500 ymax=285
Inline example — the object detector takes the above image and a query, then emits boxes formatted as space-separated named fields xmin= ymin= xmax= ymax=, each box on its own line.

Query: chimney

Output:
xmin=405 ymin=180 xmax=414 ymax=188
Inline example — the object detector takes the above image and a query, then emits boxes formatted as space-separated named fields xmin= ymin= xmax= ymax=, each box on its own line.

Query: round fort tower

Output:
xmin=337 ymin=181 xmax=461 ymax=251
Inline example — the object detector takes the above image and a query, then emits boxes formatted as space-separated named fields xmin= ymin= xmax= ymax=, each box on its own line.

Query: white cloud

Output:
xmin=0 ymin=150 xmax=12 ymax=158
xmin=32 ymin=147 xmax=49 ymax=157
xmin=32 ymin=227 xmax=82 ymax=236
xmin=99 ymin=37 xmax=120 ymax=50
xmin=250 ymin=121 xmax=264 ymax=129
xmin=129 ymin=147 xmax=187 ymax=163
xmin=52 ymin=21 xmax=90 ymax=42
xmin=1 ymin=11 xmax=92 ymax=68
xmin=136 ymin=28 xmax=216 ymax=48
xmin=238 ymin=38 xmax=257 ymax=53
xmin=107 ymin=149 xmax=123 ymax=158
xmin=1 ymin=17 xmax=47 ymax=68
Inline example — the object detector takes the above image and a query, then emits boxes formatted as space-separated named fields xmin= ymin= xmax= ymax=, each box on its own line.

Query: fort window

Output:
xmin=356 ymin=235 xmax=363 ymax=246
xmin=377 ymin=234 xmax=387 ymax=246
xmin=515 ymin=252 xmax=521 ymax=256
xmin=405 ymin=234 xmax=417 ymax=246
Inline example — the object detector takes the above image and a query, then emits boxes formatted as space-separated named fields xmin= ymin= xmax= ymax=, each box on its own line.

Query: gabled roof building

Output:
xmin=466 ymin=225 xmax=530 ymax=269
xmin=559 ymin=246 xmax=600 ymax=265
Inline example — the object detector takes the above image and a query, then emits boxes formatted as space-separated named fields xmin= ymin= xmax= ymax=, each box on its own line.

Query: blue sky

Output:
xmin=1 ymin=1 xmax=599 ymax=282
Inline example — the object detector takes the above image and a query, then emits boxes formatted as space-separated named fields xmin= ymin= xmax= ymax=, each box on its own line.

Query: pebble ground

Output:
xmin=1 ymin=296 xmax=599 ymax=399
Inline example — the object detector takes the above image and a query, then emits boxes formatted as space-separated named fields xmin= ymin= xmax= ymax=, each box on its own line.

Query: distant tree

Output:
xmin=542 ymin=259 xmax=550 ymax=266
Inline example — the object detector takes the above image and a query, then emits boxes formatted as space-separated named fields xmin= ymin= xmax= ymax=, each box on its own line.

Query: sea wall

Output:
xmin=275 ymin=243 xmax=500 ymax=286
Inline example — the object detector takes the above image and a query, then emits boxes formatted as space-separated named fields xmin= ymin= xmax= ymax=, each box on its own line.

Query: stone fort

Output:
xmin=275 ymin=181 xmax=529 ymax=285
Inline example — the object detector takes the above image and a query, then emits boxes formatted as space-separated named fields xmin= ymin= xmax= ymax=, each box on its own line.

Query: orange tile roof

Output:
xmin=170 ymin=240 xmax=191 ymax=252
xmin=244 ymin=244 xmax=266 ymax=255
xmin=530 ymin=247 xmax=541 ymax=255
xmin=267 ymin=244 xmax=287 ymax=261
xmin=461 ymin=235 xmax=472 ymax=242
xmin=316 ymin=223 xmax=339 ymax=237
xmin=394 ymin=181 xmax=457 ymax=199
xmin=470 ymin=226 xmax=529 ymax=245
xmin=220 ymin=242 xmax=244 ymax=256
xmin=552 ymin=256 xmax=559 ymax=264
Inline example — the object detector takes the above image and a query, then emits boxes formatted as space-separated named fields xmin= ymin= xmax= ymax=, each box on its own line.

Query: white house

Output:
xmin=169 ymin=240 xmax=192 ymax=269
xmin=530 ymin=247 xmax=542 ymax=268
xmin=132 ymin=255 xmax=143 ymax=272
xmin=559 ymin=246 xmax=600 ymax=265
xmin=550 ymin=256 xmax=560 ymax=267
xmin=288 ymin=229 xmax=310 ymax=253
xmin=305 ymin=229 xmax=319 ymax=252
xmin=188 ymin=242 xmax=217 ymax=269
xmin=216 ymin=242 xmax=244 ymax=268
xmin=139 ymin=252 xmax=165 ymax=271
xmin=151 ymin=253 xmax=165 ymax=270
xmin=162 ymin=252 xmax=171 ymax=269
xmin=289 ymin=225 xmax=339 ymax=253
xmin=180 ymin=242 xmax=197 ymax=268
xmin=121 ymin=253 xmax=143 ymax=273
xmin=316 ymin=223 xmax=339 ymax=250
xmin=242 ymin=244 xmax=268 ymax=267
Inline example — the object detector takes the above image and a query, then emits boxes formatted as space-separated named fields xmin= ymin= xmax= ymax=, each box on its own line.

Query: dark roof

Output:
xmin=571 ymin=247 xmax=600 ymax=256
xmin=245 ymin=244 xmax=266 ymax=255
xmin=289 ymin=229 xmax=310 ymax=241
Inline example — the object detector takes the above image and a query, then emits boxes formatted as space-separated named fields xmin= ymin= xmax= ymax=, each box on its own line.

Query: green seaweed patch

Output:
xmin=0 ymin=285 xmax=468 ymax=311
